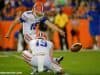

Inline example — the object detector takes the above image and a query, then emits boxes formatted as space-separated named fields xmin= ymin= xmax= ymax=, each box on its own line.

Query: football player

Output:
xmin=5 ymin=2 xmax=65 ymax=52
xmin=22 ymin=31 xmax=64 ymax=74
xmin=5 ymin=2 xmax=65 ymax=43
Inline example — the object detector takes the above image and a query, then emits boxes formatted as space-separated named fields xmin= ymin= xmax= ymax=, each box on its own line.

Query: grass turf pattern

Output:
xmin=0 ymin=50 xmax=100 ymax=75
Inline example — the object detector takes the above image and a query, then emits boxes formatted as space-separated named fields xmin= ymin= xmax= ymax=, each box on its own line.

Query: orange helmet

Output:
xmin=33 ymin=2 xmax=44 ymax=16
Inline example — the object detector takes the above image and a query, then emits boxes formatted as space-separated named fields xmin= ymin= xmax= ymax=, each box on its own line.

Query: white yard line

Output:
xmin=12 ymin=55 xmax=23 ymax=60
xmin=0 ymin=55 xmax=9 ymax=57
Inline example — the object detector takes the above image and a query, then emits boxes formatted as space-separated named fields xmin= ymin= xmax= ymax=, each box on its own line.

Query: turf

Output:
xmin=0 ymin=50 xmax=100 ymax=75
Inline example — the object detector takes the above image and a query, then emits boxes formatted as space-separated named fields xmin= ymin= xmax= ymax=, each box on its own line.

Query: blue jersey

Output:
xmin=88 ymin=10 xmax=100 ymax=36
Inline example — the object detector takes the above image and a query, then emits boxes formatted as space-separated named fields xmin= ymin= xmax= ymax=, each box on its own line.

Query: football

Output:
xmin=70 ymin=43 xmax=82 ymax=52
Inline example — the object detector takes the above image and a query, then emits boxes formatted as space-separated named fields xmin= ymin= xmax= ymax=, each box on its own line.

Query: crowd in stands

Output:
xmin=0 ymin=0 xmax=100 ymax=50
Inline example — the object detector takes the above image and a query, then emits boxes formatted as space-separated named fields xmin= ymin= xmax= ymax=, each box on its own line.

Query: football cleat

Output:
xmin=56 ymin=56 xmax=64 ymax=64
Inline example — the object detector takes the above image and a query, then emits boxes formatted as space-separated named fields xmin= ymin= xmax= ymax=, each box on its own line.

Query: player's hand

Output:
xmin=60 ymin=30 xmax=65 ymax=37
xmin=5 ymin=33 xmax=10 ymax=38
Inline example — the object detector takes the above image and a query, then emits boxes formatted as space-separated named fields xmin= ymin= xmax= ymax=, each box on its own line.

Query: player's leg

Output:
xmin=14 ymin=31 xmax=24 ymax=52
xmin=30 ymin=56 xmax=39 ymax=75
xmin=22 ymin=50 xmax=32 ymax=64
xmin=37 ymin=55 xmax=45 ymax=72
xmin=43 ymin=56 xmax=64 ymax=72
xmin=22 ymin=50 xmax=48 ymax=73
xmin=22 ymin=50 xmax=38 ymax=74
xmin=44 ymin=56 xmax=64 ymax=75
xmin=17 ymin=32 xmax=24 ymax=52
xmin=51 ymin=63 xmax=65 ymax=75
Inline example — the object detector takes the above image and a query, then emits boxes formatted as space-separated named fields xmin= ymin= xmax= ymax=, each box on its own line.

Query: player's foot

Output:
xmin=30 ymin=71 xmax=38 ymax=75
xmin=56 ymin=70 xmax=65 ymax=75
xmin=31 ymin=68 xmax=38 ymax=75
xmin=56 ymin=56 xmax=64 ymax=64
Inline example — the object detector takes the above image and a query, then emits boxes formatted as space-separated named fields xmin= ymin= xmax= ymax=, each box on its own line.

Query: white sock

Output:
xmin=17 ymin=33 xmax=24 ymax=52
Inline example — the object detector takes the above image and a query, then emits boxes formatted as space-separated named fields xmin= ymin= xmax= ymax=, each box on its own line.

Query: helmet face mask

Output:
xmin=36 ymin=31 xmax=47 ymax=40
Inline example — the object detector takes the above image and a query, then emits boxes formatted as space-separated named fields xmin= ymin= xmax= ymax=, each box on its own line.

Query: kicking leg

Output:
xmin=22 ymin=50 xmax=32 ymax=65
xmin=17 ymin=32 xmax=24 ymax=52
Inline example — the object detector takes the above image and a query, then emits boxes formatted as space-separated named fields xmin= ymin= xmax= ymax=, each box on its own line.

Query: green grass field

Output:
xmin=0 ymin=50 xmax=100 ymax=75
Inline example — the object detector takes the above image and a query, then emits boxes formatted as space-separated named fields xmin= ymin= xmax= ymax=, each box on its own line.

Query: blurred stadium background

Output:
xmin=0 ymin=0 xmax=100 ymax=75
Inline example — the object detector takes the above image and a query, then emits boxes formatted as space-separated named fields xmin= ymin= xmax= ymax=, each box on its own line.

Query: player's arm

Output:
xmin=5 ymin=11 xmax=24 ymax=38
xmin=44 ymin=20 xmax=65 ymax=37
xmin=5 ymin=16 xmax=21 ymax=38
xmin=49 ymin=43 xmax=56 ymax=63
